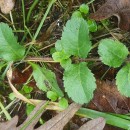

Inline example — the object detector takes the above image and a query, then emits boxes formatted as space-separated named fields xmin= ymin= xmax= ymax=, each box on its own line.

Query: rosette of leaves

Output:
xmin=52 ymin=18 xmax=96 ymax=104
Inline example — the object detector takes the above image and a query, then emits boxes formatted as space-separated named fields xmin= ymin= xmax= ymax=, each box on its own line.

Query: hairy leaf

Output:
xmin=0 ymin=23 xmax=25 ymax=61
xmin=116 ymin=63 xmax=130 ymax=97
xmin=55 ymin=18 xmax=91 ymax=58
xmin=98 ymin=39 xmax=128 ymax=68
xmin=30 ymin=63 xmax=64 ymax=97
xmin=64 ymin=62 xmax=96 ymax=104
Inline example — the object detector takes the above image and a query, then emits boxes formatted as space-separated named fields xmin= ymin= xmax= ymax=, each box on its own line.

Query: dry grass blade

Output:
xmin=36 ymin=103 xmax=81 ymax=130
xmin=78 ymin=117 xmax=106 ymax=130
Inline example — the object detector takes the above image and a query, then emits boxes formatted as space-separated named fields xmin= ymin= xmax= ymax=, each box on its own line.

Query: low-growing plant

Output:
xmin=51 ymin=4 xmax=130 ymax=104
xmin=0 ymin=3 xmax=129 ymax=105
xmin=0 ymin=1 xmax=130 ymax=129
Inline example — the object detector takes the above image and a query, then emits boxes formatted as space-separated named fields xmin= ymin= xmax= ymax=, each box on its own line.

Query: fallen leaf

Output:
xmin=0 ymin=0 xmax=15 ymax=14
xmin=88 ymin=79 xmax=130 ymax=114
xmin=78 ymin=117 xmax=105 ymax=130
xmin=90 ymin=0 xmax=130 ymax=30
xmin=18 ymin=101 xmax=47 ymax=130
xmin=0 ymin=116 xmax=18 ymax=130
xmin=36 ymin=103 xmax=81 ymax=130
xmin=0 ymin=102 xmax=81 ymax=130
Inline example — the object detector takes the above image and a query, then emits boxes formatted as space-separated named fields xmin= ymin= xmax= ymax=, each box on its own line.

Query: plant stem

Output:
xmin=24 ymin=57 xmax=101 ymax=63
xmin=22 ymin=0 xmax=26 ymax=27
xmin=26 ymin=0 xmax=39 ymax=23
xmin=9 ymin=11 xmax=16 ymax=30
xmin=0 ymin=102 xmax=11 ymax=120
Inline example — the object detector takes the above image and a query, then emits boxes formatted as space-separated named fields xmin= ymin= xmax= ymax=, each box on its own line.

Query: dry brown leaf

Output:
xmin=78 ymin=117 xmax=105 ymax=130
xmin=36 ymin=103 xmax=81 ymax=130
xmin=0 ymin=103 xmax=81 ymax=130
xmin=18 ymin=101 xmax=47 ymax=130
xmin=0 ymin=0 xmax=15 ymax=14
xmin=0 ymin=101 xmax=46 ymax=130
xmin=0 ymin=116 xmax=18 ymax=130
xmin=88 ymin=80 xmax=130 ymax=114
xmin=90 ymin=0 xmax=130 ymax=30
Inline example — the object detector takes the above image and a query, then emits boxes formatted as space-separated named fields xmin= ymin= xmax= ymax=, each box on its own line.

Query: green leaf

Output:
xmin=79 ymin=4 xmax=89 ymax=14
xmin=55 ymin=18 xmax=91 ymax=58
xmin=0 ymin=23 xmax=25 ymax=61
xmin=52 ymin=51 xmax=70 ymax=62
xmin=30 ymin=62 xmax=64 ymax=97
xmin=58 ymin=98 xmax=68 ymax=109
xmin=87 ymin=19 xmax=97 ymax=32
xmin=47 ymin=91 xmax=58 ymax=101
xmin=22 ymin=85 xmax=33 ymax=93
xmin=26 ymin=104 xmax=35 ymax=116
xmin=64 ymin=62 xmax=96 ymax=104
xmin=116 ymin=64 xmax=130 ymax=97
xmin=60 ymin=58 xmax=72 ymax=69
xmin=98 ymin=39 xmax=129 ymax=68
xmin=71 ymin=11 xmax=82 ymax=18
xmin=9 ymin=92 xmax=16 ymax=100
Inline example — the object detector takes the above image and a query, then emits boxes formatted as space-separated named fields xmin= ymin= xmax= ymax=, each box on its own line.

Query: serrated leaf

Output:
xmin=64 ymin=62 xmax=96 ymax=104
xmin=30 ymin=63 xmax=64 ymax=97
xmin=55 ymin=18 xmax=91 ymax=58
xmin=98 ymin=39 xmax=129 ymax=68
xmin=116 ymin=64 xmax=130 ymax=97
xmin=0 ymin=23 xmax=25 ymax=61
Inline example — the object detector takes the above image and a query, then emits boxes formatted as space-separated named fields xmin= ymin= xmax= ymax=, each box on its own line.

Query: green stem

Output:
xmin=0 ymin=99 xmax=17 ymax=115
xmin=9 ymin=11 xmax=16 ymax=30
xmin=26 ymin=0 xmax=39 ymax=23
xmin=33 ymin=0 xmax=56 ymax=40
xmin=22 ymin=0 xmax=26 ymax=27
xmin=0 ymin=102 xmax=11 ymax=120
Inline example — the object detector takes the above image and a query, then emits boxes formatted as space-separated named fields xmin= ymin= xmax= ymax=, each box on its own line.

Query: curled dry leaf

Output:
xmin=0 ymin=0 xmax=15 ymax=14
xmin=90 ymin=0 xmax=130 ymax=30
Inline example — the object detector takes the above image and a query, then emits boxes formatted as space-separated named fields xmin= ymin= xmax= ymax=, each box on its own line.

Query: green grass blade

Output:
xmin=26 ymin=0 xmax=39 ymax=23
xmin=77 ymin=108 xmax=130 ymax=130
xmin=33 ymin=0 xmax=56 ymax=40
xmin=0 ymin=102 xmax=11 ymax=120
